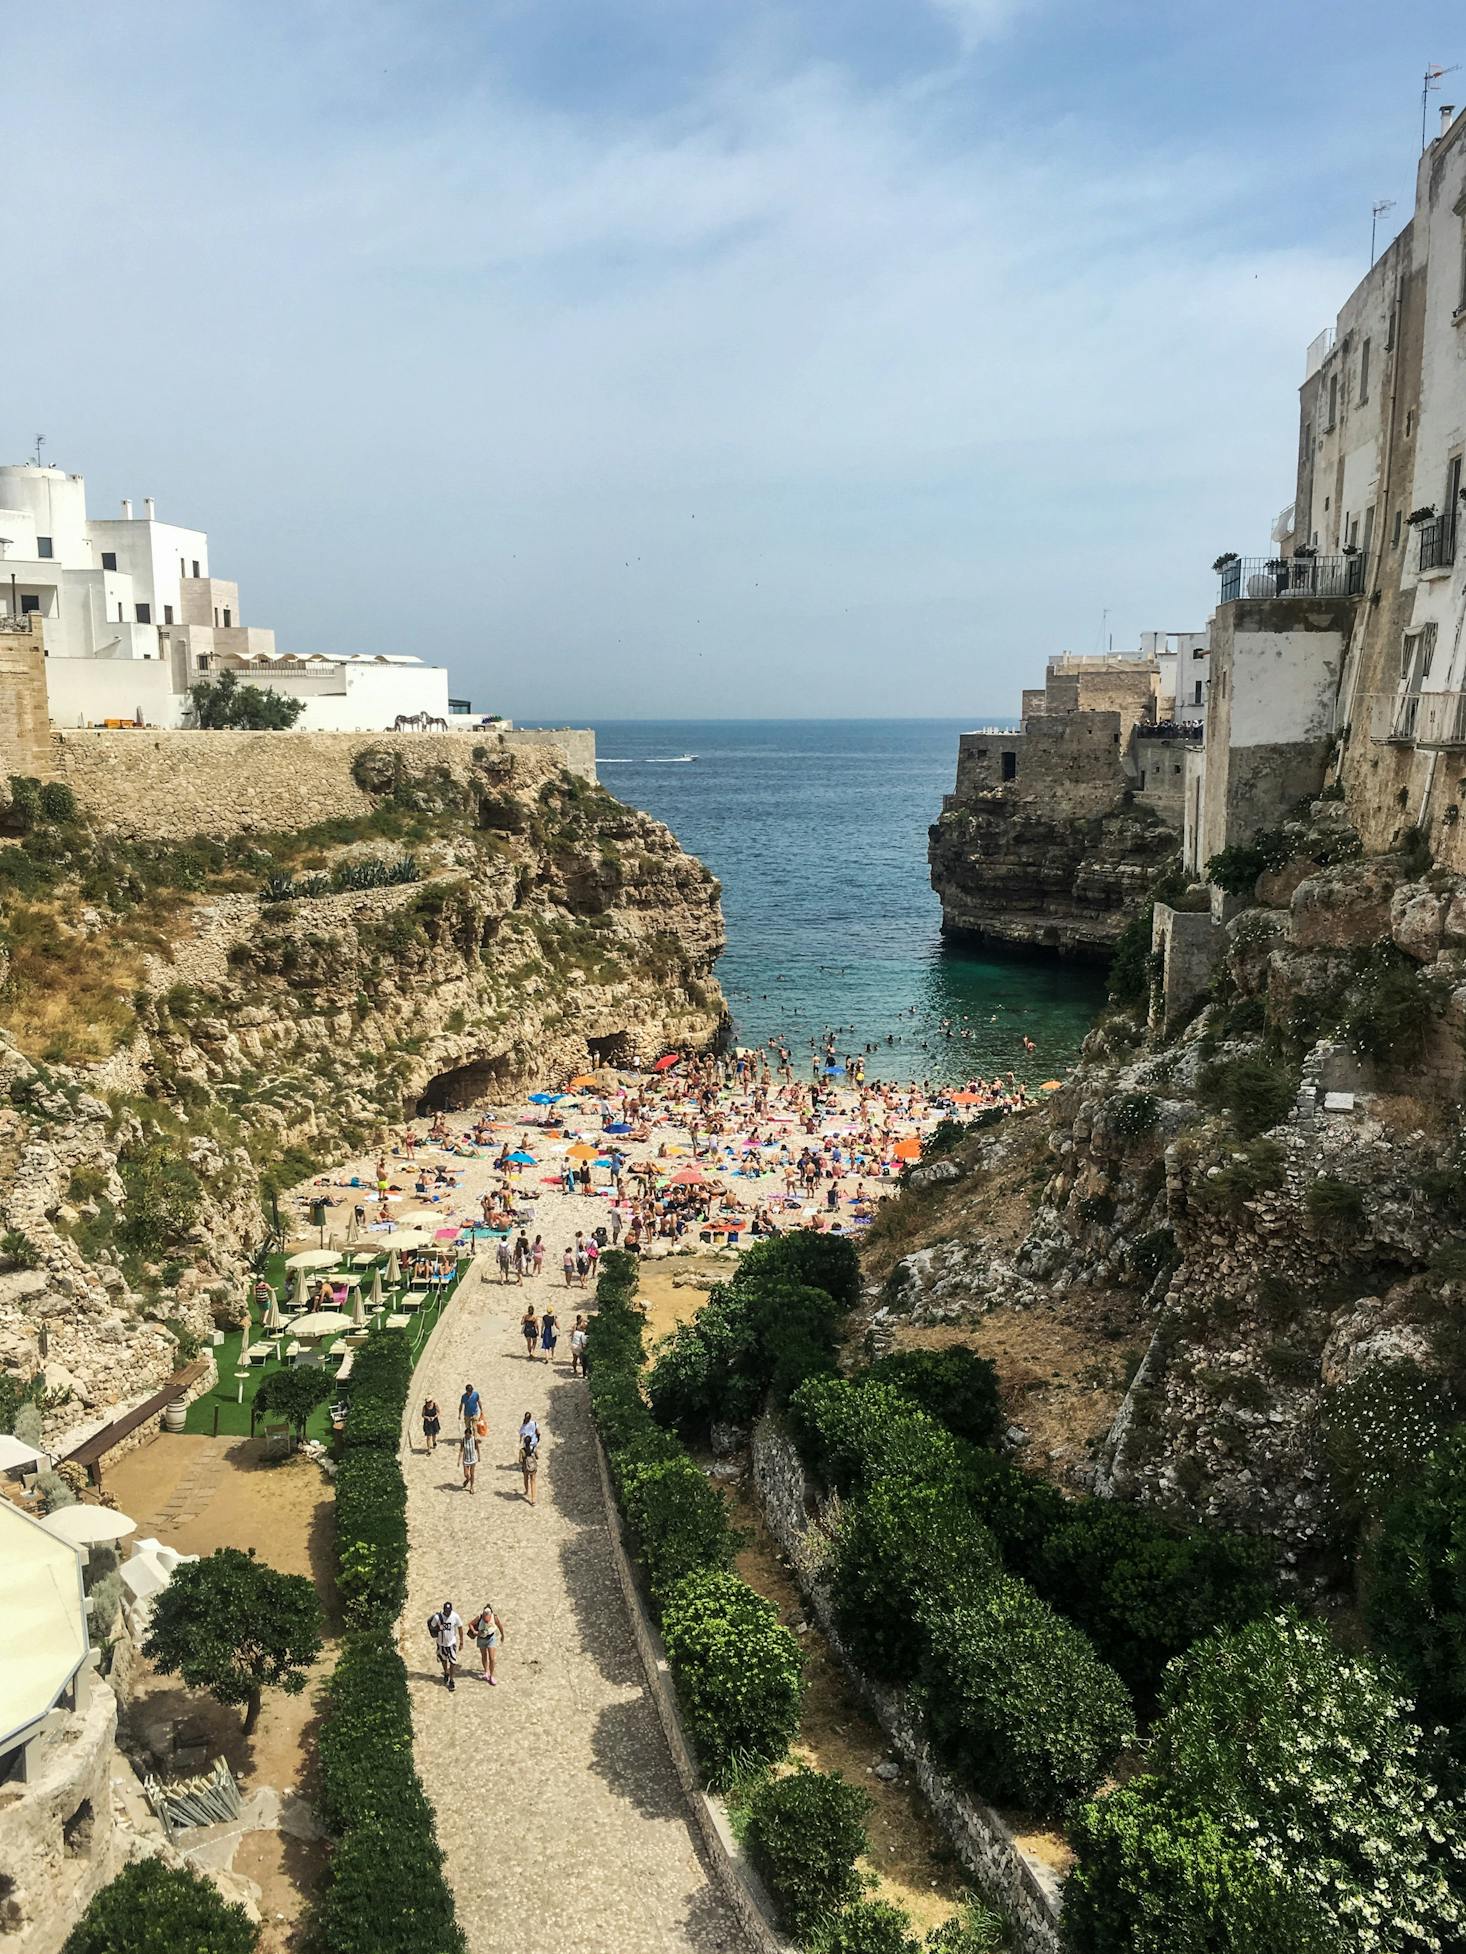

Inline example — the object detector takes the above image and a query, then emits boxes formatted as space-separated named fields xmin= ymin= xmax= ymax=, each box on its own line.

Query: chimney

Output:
xmin=144 ymin=496 xmax=155 ymax=521
xmin=121 ymin=498 xmax=132 ymax=518
xmin=1442 ymin=105 xmax=1456 ymax=136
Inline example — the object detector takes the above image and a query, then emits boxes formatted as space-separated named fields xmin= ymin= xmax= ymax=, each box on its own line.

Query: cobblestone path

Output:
xmin=403 ymin=1254 xmax=744 ymax=1953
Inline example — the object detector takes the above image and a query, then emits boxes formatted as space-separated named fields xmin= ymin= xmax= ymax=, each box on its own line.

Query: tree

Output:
xmin=1365 ymin=1428 xmax=1466 ymax=1743
xmin=63 ymin=1858 xmax=257 ymax=1954
xmin=189 ymin=669 xmax=305 ymax=730
xmin=143 ymin=1546 xmax=323 ymax=1734
xmin=255 ymin=1365 xmax=334 ymax=1443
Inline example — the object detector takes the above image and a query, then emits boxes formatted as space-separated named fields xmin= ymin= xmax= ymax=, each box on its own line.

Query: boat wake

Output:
xmin=601 ymin=754 xmax=697 ymax=764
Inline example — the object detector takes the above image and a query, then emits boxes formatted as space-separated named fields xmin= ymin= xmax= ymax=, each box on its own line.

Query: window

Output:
xmin=117 ymin=603 xmax=124 ymax=622
xmin=1001 ymin=751 xmax=1017 ymax=782
xmin=1406 ymin=409 xmax=1415 ymax=438
xmin=1403 ymin=624 xmax=1438 ymax=681
xmin=20 ymin=594 xmax=39 ymax=614
xmin=1459 ymin=219 xmax=1466 ymax=311
xmin=1359 ymin=338 xmax=1371 ymax=403
xmin=1362 ymin=503 xmax=1376 ymax=562
xmin=191 ymin=559 xmax=200 ymax=577
xmin=101 ymin=550 xmax=117 ymax=571
xmin=1193 ymin=679 xmax=1203 ymax=705
xmin=1393 ymin=508 xmax=1403 ymax=548
xmin=222 ymin=607 xmax=232 ymax=627
xmin=1327 ymin=373 xmax=1338 ymax=428
xmin=1447 ymin=453 xmax=1462 ymax=512
xmin=163 ymin=604 xmax=173 ymax=625
xmin=212 ymin=607 xmax=219 ymax=626
xmin=36 ymin=535 xmax=52 ymax=559
xmin=136 ymin=602 xmax=151 ymax=624
xmin=1303 ymin=419 xmax=1312 ymax=453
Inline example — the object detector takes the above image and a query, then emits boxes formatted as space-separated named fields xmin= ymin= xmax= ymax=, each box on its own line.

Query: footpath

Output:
xmin=402 ymin=1248 xmax=745 ymax=1954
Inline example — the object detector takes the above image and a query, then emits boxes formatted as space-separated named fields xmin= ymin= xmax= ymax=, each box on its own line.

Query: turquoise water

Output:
xmin=576 ymin=720 xmax=1105 ymax=1088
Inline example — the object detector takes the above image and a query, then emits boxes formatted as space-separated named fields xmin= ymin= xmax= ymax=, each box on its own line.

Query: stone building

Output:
xmin=0 ymin=460 xmax=455 ymax=732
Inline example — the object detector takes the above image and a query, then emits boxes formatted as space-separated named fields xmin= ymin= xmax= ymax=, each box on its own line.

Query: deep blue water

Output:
xmin=574 ymin=720 xmax=1106 ymax=1086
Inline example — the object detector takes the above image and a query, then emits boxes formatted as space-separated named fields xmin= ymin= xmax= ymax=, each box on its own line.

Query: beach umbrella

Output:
xmin=527 ymin=1092 xmax=562 ymax=1105
xmin=823 ymin=1064 xmax=846 ymax=1075
xmin=653 ymin=1054 xmax=681 ymax=1072
xmin=41 ymin=1504 xmax=137 ymax=1547
xmin=381 ymin=1228 xmax=433 ymax=1249
xmin=506 ymin=1150 xmax=537 ymax=1165
xmin=386 ymin=1249 xmax=401 ymax=1283
xmin=285 ymin=1249 xmax=338 ymax=1270
xmin=291 ymin=1266 xmax=309 ymax=1307
xmin=669 ymin=1167 xmax=707 ymax=1186
xmin=1040 ymin=1080 xmax=1063 ymax=1092
xmin=951 ymin=1090 xmax=983 ymax=1106
xmin=594 ymin=1156 xmax=615 ymax=1168
xmin=893 ymin=1137 xmax=922 ymax=1161
xmin=370 ymin=1267 xmax=385 ymax=1308
xmin=263 ymin=1293 xmax=284 ymax=1332
xmin=0 ymin=1433 xmax=49 ymax=1473
xmin=351 ymin=1287 xmax=367 ymax=1328
xmin=605 ymin=1122 xmax=632 ymax=1135
xmin=567 ymin=1143 xmax=598 ymax=1161
xmin=569 ymin=1074 xmax=599 ymax=1089
xmin=291 ymin=1311 xmax=354 ymax=1339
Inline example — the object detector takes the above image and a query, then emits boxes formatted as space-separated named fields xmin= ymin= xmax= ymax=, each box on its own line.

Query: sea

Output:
xmin=574 ymin=719 xmax=1106 ymax=1088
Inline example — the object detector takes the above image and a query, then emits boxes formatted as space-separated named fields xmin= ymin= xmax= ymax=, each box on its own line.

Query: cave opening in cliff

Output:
xmin=416 ymin=1054 xmax=517 ymax=1115
xmin=586 ymin=1031 xmax=636 ymax=1068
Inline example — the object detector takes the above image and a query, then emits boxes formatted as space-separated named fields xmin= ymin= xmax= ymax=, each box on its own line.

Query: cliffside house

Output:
xmin=0 ymin=461 xmax=457 ymax=732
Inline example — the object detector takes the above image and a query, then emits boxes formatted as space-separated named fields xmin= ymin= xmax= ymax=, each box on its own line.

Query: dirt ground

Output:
xmin=635 ymin=1249 xmax=740 ymax=1348
xmin=108 ymin=1433 xmax=338 ymax=1952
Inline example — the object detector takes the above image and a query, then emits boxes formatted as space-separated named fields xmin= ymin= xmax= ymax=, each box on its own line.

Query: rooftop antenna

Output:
xmin=1423 ymin=65 xmax=1459 ymax=150
xmin=30 ymin=433 xmax=44 ymax=466
xmin=1370 ymin=197 xmax=1396 ymax=265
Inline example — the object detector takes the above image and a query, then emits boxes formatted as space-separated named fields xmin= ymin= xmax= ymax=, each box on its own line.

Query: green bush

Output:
xmin=817 ymin=1900 xmax=918 ymax=1954
xmin=952 ymin=1446 xmax=1070 ymax=1577
xmin=309 ymin=1635 xmax=463 ymax=1954
xmin=190 ymin=669 xmax=306 ymax=729
xmin=746 ymin=1765 xmax=870 ymax=1941
xmin=39 ymin=780 xmax=77 ymax=824
xmin=1197 ymin=1053 xmax=1297 ymax=1139
xmin=0 ymin=1227 xmax=39 ymax=1269
xmin=1318 ymin=1359 xmax=1461 ymax=1542
xmin=919 ymin=1577 xmax=1135 ymax=1816
xmin=1192 ymin=1138 xmax=1285 ymax=1214
xmin=1107 ymin=902 xmax=1155 ymax=1009
xmin=1364 ymin=1429 xmax=1466 ymax=1740
xmin=1111 ymin=1092 xmax=1159 ymax=1142
xmin=1304 ymin=1175 xmax=1365 ymax=1229
xmin=348 ymin=1332 xmax=412 ymax=1415
xmin=254 ymin=1364 xmax=333 ymax=1440
xmin=737 ymin=1230 xmax=861 ymax=1313
xmin=1344 ymin=946 xmax=1442 ymax=1067
xmin=118 ymin=1140 xmax=203 ymax=1252
xmin=831 ymin=1481 xmax=1000 ymax=1677
xmin=335 ymin=1448 xmax=409 ymax=1628
xmin=865 ymin=1347 xmax=1002 ymax=1449
xmin=340 ymin=1395 xmax=402 ymax=1451
xmin=788 ymin=1376 xmax=932 ymax=1494
xmin=619 ymin=1453 xmax=735 ymax=1609
xmin=63 ymin=1859 xmax=259 ymax=1954
xmin=1065 ymin=1778 xmax=1326 ymax=1954
xmin=922 ymin=1900 xmax=1007 ymax=1954
xmin=645 ymin=1284 xmax=762 ymax=1434
xmin=661 ymin=1569 xmax=805 ymax=1786
xmin=1128 ymin=1226 xmax=1179 ymax=1287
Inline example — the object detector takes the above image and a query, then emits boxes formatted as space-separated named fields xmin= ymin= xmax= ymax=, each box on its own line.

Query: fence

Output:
xmin=1217 ymin=555 xmax=1365 ymax=603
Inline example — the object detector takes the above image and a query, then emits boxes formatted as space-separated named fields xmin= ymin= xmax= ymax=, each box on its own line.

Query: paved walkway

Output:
xmin=402 ymin=1241 xmax=745 ymax=1954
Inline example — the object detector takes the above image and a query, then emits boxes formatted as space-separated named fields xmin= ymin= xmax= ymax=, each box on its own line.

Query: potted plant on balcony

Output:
xmin=1211 ymin=552 xmax=1239 ymax=573
xmin=1408 ymin=506 xmax=1438 ymax=526
xmin=1294 ymin=544 xmax=1317 ymax=559
xmin=1341 ymin=542 xmax=1359 ymax=556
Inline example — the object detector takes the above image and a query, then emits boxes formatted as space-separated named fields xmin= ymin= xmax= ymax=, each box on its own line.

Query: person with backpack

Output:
xmin=518 ymin=1413 xmax=540 ymax=1505
xmin=469 ymin=1601 xmax=505 ymax=1684
xmin=569 ymin=1315 xmax=588 ymax=1377
xmin=496 ymin=1237 xmax=513 ymax=1284
xmin=430 ymin=1600 xmax=463 ymax=1690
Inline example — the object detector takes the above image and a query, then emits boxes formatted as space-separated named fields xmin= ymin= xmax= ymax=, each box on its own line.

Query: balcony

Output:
xmin=1369 ymin=690 xmax=1466 ymax=748
xmin=1216 ymin=554 xmax=1366 ymax=604
xmin=1417 ymin=512 xmax=1457 ymax=574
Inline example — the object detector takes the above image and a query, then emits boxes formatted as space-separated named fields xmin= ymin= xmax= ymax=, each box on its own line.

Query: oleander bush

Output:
xmin=922 ymin=1900 xmax=1008 ymax=1953
xmin=618 ymin=1452 xmax=735 ymax=1608
xmin=1197 ymin=1052 xmax=1298 ymax=1140
xmin=788 ymin=1376 xmax=930 ymax=1493
xmin=63 ymin=1859 xmax=258 ymax=1954
xmin=1318 ymin=1358 xmax=1462 ymax=1542
xmin=831 ymin=1480 xmax=1001 ymax=1677
xmin=919 ymin=1578 xmax=1135 ymax=1817
xmin=745 ymin=1765 xmax=871 ymax=1941
xmin=335 ymin=1448 xmax=408 ymax=1627
xmin=660 ymin=1569 xmax=805 ymax=1785
xmin=1364 ymin=1428 xmax=1466 ymax=1743
xmin=863 ymin=1346 xmax=1003 ymax=1449
xmin=349 ymin=1331 xmax=412 ymax=1415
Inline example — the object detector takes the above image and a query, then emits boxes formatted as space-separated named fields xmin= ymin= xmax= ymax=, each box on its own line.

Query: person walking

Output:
xmin=496 ymin=1237 xmax=513 ymax=1284
xmin=431 ymin=1599 xmax=463 ymax=1690
xmin=540 ymin=1304 xmax=558 ymax=1366
xmin=461 ymin=1421 xmax=479 ymax=1495
xmin=610 ymin=1206 xmax=623 ymax=1246
xmin=521 ymin=1304 xmax=539 ymax=1360
xmin=562 ymin=1244 xmax=575 ymax=1287
xmin=513 ymin=1233 xmax=530 ymax=1283
xmin=469 ymin=1600 xmax=504 ymax=1684
xmin=421 ymin=1396 xmax=441 ymax=1453
xmin=531 ymin=1234 xmax=546 ymax=1279
xmin=518 ymin=1413 xmax=540 ymax=1505
xmin=569 ymin=1315 xmax=588 ymax=1377
xmin=459 ymin=1381 xmax=481 ymax=1432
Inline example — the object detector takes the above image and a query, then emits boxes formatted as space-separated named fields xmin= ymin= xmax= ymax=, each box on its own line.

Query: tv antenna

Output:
xmin=1370 ymin=198 xmax=1396 ymax=264
xmin=1423 ymin=65 xmax=1460 ymax=150
xmin=30 ymin=433 xmax=44 ymax=466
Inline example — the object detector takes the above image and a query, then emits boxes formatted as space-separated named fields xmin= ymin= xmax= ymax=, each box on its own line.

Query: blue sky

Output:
xmin=6 ymin=1 xmax=1461 ymax=717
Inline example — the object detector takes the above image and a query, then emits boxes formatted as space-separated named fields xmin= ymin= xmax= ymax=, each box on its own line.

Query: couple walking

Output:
xmin=429 ymin=1598 xmax=506 ymax=1690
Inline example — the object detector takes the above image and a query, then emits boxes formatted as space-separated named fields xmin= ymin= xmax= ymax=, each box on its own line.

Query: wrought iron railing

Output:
xmin=1369 ymin=691 xmax=1466 ymax=747
xmin=1217 ymin=554 xmax=1366 ymax=603
xmin=1418 ymin=512 xmax=1457 ymax=573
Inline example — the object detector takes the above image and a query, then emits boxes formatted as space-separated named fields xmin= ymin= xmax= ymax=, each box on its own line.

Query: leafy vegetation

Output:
xmin=1344 ymin=944 xmax=1443 ymax=1067
xmin=660 ymin=1569 xmax=805 ymax=1786
xmin=1364 ymin=1429 xmax=1466 ymax=1744
xmin=745 ymin=1765 xmax=871 ymax=1941
xmin=142 ymin=1545 xmax=323 ymax=1733
xmin=1197 ymin=1052 xmax=1298 ymax=1139
xmin=62 ymin=1859 xmax=258 ymax=1954
xmin=190 ymin=669 xmax=306 ymax=728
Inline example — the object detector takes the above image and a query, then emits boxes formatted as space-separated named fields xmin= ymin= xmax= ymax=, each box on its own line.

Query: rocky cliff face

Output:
xmin=928 ymin=793 xmax=1177 ymax=955
xmin=877 ymin=812 xmax=1466 ymax=1566
xmin=0 ymin=743 xmax=725 ymax=1442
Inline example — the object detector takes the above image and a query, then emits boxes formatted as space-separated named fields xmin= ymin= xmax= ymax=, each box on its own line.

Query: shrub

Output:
xmin=922 ymin=1900 xmax=1008 ymax=1954
xmin=1304 ymin=1175 xmax=1365 ymax=1229
xmin=1193 ymin=1138 xmax=1285 ymax=1214
xmin=919 ymin=1577 xmax=1135 ymax=1816
xmin=1128 ymin=1226 xmax=1179 ymax=1288
xmin=1111 ymin=1092 xmax=1159 ymax=1141
xmin=1065 ymin=1778 xmax=1326 ymax=1954
xmin=736 ymin=1230 xmax=861 ymax=1313
xmin=619 ymin=1453 xmax=735 ymax=1609
xmin=63 ymin=1859 xmax=259 ymax=1954
xmin=1318 ymin=1359 xmax=1461 ymax=1541
xmin=1197 ymin=1053 xmax=1297 ymax=1139
xmin=0 ymin=1368 xmax=45 ymax=1434
xmin=35 ymin=1468 xmax=76 ymax=1511
xmin=1151 ymin=1610 xmax=1466 ymax=1952
xmin=0 ymin=1227 xmax=39 ymax=1269
xmin=1364 ymin=1429 xmax=1466 ymax=1740
xmin=817 ymin=1900 xmax=918 ymax=1954
xmin=645 ymin=1284 xmax=761 ymax=1435
xmin=309 ymin=1631 xmax=464 ymax=1954
xmin=864 ymin=1347 xmax=1003 ymax=1449
xmin=1108 ymin=902 xmax=1155 ymax=1009
xmin=1344 ymin=947 xmax=1442 ymax=1067
xmin=952 ymin=1446 xmax=1070 ymax=1578
xmin=254 ymin=1365 xmax=333 ymax=1441
xmin=39 ymin=780 xmax=77 ymax=824
xmin=745 ymin=1765 xmax=870 ymax=1941
xmin=118 ymin=1140 xmax=203 ymax=1252
xmin=190 ymin=669 xmax=306 ymax=729
xmin=788 ymin=1376 xmax=931 ymax=1494
xmin=336 ymin=1448 xmax=409 ymax=1627
xmin=831 ymin=1480 xmax=1001 ymax=1678
xmin=661 ymin=1569 xmax=805 ymax=1786
xmin=340 ymin=1395 xmax=403 ymax=1452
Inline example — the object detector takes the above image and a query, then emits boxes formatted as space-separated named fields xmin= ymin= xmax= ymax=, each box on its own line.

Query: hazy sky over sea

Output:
xmin=7 ymin=3 xmax=1460 ymax=718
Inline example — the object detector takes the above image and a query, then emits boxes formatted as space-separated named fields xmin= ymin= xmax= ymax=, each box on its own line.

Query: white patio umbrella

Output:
xmin=351 ymin=1287 xmax=367 ymax=1328
xmin=398 ymin=1210 xmax=440 ymax=1226
xmin=370 ymin=1267 xmax=385 ymax=1308
xmin=0 ymin=1433 xmax=49 ymax=1473
xmin=381 ymin=1229 xmax=433 ymax=1250
xmin=262 ymin=1294 xmax=284 ymax=1332
xmin=290 ymin=1266 xmax=309 ymax=1307
xmin=290 ymin=1311 xmax=354 ymax=1339
xmin=385 ymin=1249 xmax=401 ymax=1284
xmin=285 ymin=1249 xmax=338 ymax=1270
xmin=40 ymin=1504 xmax=137 ymax=1547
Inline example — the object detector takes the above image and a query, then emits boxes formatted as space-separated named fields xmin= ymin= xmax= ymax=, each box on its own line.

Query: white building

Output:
xmin=0 ymin=462 xmax=456 ymax=731
xmin=1141 ymin=628 xmax=1210 ymax=726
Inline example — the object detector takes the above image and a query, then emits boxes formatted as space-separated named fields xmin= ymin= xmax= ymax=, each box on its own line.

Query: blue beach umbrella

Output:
xmin=528 ymin=1092 xmax=562 ymax=1105
xmin=605 ymin=1122 xmax=632 ymax=1135
xmin=594 ymin=1156 xmax=615 ymax=1168
xmin=506 ymin=1150 xmax=537 ymax=1165
xmin=824 ymin=1064 xmax=846 ymax=1075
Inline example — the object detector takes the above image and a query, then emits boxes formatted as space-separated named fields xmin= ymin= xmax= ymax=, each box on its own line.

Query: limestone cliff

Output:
xmin=872 ymin=814 xmax=1466 ymax=1567
xmin=0 ymin=740 xmax=725 ymax=1442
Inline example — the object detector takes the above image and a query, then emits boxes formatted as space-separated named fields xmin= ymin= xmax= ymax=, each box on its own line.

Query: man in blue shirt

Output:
xmin=459 ymin=1381 xmax=481 ymax=1433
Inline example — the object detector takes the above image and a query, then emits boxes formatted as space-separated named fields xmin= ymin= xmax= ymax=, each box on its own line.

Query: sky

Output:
xmin=5 ymin=1 xmax=1462 ymax=719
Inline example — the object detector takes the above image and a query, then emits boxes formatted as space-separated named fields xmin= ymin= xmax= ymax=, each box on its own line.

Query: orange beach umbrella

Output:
xmin=567 ymin=1142 xmax=599 ymax=1161
xmin=893 ymin=1137 xmax=922 ymax=1161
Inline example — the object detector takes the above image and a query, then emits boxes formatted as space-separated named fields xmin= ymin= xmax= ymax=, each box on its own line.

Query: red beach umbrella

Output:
xmin=653 ymin=1053 xmax=681 ymax=1073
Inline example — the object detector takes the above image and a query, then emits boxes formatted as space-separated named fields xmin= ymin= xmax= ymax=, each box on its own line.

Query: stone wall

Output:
xmin=0 ymin=619 xmax=54 ymax=779
xmin=953 ymin=715 xmax=1127 ymax=813
xmin=750 ymin=1415 xmax=1064 ymax=1954
xmin=1149 ymin=903 xmax=1226 ymax=1033
xmin=50 ymin=725 xmax=595 ymax=840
